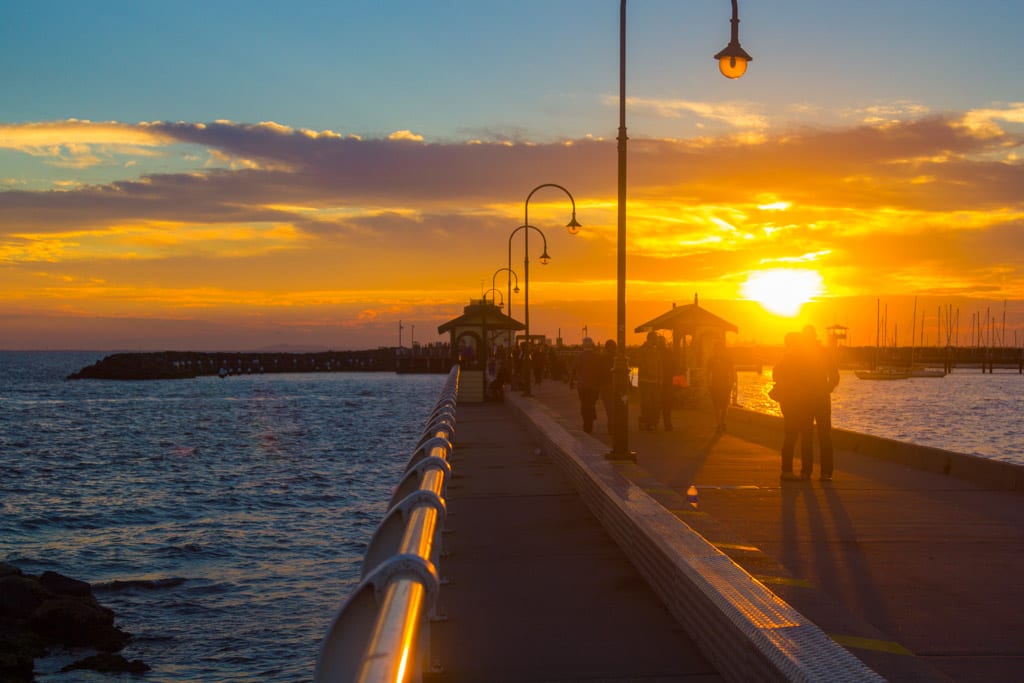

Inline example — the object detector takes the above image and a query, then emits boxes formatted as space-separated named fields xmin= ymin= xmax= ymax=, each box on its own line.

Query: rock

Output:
xmin=0 ymin=565 xmax=145 ymax=681
xmin=39 ymin=570 xmax=92 ymax=598
xmin=0 ymin=574 xmax=49 ymax=619
xmin=61 ymin=652 xmax=151 ymax=674
xmin=0 ymin=624 xmax=45 ymax=683
xmin=0 ymin=562 xmax=23 ymax=578
xmin=30 ymin=597 xmax=129 ymax=651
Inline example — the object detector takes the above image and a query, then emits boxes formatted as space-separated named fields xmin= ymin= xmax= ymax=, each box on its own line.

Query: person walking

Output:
xmin=532 ymin=340 xmax=548 ymax=386
xmin=569 ymin=337 xmax=603 ymax=434
xmin=706 ymin=339 xmax=735 ymax=433
xmin=658 ymin=335 xmax=676 ymax=431
xmin=637 ymin=331 xmax=663 ymax=431
xmin=599 ymin=339 xmax=617 ymax=434
xmin=772 ymin=332 xmax=815 ymax=480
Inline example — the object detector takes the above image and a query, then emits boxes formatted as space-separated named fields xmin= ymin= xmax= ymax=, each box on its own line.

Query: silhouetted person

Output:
xmin=486 ymin=344 xmax=508 ymax=401
xmin=772 ymin=332 xmax=814 ymax=480
xmin=637 ymin=330 xmax=663 ymax=431
xmin=515 ymin=341 xmax=531 ymax=391
xmin=569 ymin=337 xmax=602 ymax=433
xmin=658 ymin=335 xmax=676 ymax=430
xmin=802 ymin=325 xmax=840 ymax=481
xmin=599 ymin=339 xmax=617 ymax=434
xmin=533 ymin=340 xmax=547 ymax=385
xmin=706 ymin=339 xmax=735 ymax=433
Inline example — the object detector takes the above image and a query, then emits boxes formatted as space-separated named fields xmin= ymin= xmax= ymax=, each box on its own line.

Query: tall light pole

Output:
xmin=610 ymin=0 xmax=751 ymax=460
xmin=494 ymin=267 xmax=520 ymax=347
xmin=507 ymin=223 xmax=550 ymax=333
xmin=494 ymin=267 xmax=520 ymax=319
xmin=484 ymin=288 xmax=504 ymax=307
xmin=519 ymin=183 xmax=582 ymax=396
xmin=507 ymin=223 xmax=550 ymax=396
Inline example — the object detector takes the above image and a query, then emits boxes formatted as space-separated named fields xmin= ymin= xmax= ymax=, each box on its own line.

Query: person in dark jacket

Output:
xmin=637 ymin=331 xmax=663 ymax=431
xmin=802 ymin=325 xmax=840 ymax=481
xmin=598 ymin=339 xmax=617 ymax=434
xmin=658 ymin=335 xmax=676 ymax=431
xmin=772 ymin=332 xmax=815 ymax=480
xmin=706 ymin=339 xmax=735 ymax=433
xmin=569 ymin=337 xmax=603 ymax=434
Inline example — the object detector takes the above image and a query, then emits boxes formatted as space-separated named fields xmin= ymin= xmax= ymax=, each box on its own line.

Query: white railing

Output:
xmin=314 ymin=366 xmax=458 ymax=682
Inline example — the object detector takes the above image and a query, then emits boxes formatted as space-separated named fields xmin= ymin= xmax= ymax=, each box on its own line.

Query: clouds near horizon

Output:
xmin=2 ymin=105 xmax=1023 ymax=349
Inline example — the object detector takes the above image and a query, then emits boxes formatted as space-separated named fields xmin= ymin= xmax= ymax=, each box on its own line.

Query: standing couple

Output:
xmin=771 ymin=326 xmax=840 ymax=481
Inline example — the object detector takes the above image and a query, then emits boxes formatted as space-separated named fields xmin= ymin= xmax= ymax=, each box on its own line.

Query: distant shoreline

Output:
xmin=66 ymin=349 xmax=455 ymax=380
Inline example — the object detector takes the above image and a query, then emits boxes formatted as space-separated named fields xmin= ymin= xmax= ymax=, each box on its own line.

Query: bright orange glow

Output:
xmin=740 ymin=269 xmax=824 ymax=317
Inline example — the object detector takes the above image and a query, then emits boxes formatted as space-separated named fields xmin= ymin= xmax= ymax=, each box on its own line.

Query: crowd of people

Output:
xmin=472 ymin=327 xmax=839 ymax=483
xmin=483 ymin=339 xmax=569 ymax=401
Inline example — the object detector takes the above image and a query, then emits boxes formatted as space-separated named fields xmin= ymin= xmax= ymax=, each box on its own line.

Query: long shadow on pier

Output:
xmin=519 ymin=379 xmax=1024 ymax=683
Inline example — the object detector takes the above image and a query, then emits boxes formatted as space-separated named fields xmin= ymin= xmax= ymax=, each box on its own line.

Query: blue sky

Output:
xmin=7 ymin=1 xmax=1017 ymax=136
xmin=2 ymin=1 xmax=1023 ymax=349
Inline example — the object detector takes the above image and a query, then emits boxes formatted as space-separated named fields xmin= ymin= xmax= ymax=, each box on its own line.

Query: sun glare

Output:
xmin=740 ymin=268 xmax=823 ymax=317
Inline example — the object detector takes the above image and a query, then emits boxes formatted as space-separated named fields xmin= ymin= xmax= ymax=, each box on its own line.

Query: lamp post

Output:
xmin=610 ymin=0 xmax=751 ymax=460
xmin=507 ymin=223 xmax=551 ymax=395
xmin=493 ymin=267 xmax=520 ymax=346
xmin=518 ymin=183 xmax=582 ymax=395
xmin=493 ymin=267 xmax=520 ymax=315
xmin=507 ymin=222 xmax=550 ymax=336
xmin=484 ymin=288 xmax=504 ymax=307
xmin=524 ymin=184 xmax=581 ymax=344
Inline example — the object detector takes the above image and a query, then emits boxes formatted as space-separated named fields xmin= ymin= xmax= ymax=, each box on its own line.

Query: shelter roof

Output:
xmin=634 ymin=302 xmax=738 ymax=336
xmin=437 ymin=299 xmax=525 ymax=334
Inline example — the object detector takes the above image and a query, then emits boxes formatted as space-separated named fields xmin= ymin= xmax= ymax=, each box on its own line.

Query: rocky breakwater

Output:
xmin=67 ymin=349 xmax=402 ymax=380
xmin=0 ymin=563 xmax=148 ymax=681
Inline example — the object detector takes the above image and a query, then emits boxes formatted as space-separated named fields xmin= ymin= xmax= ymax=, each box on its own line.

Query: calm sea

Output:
xmin=0 ymin=351 xmax=446 ymax=682
xmin=736 ymin=367 xmax=1024 ymax=465
xmin=3 ymin=353 xmax=1022 ymax=681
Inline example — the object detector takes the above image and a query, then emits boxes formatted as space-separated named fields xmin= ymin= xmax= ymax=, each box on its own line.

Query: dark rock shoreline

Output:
xmin=67 ymin=349 xmax=403 ymax=380
xmin=0 ymin=563 xmax=148 ymax=681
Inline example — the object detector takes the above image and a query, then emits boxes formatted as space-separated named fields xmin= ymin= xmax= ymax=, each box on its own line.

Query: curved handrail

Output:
xmin=315 ymin=365 xmax=459 ymax=682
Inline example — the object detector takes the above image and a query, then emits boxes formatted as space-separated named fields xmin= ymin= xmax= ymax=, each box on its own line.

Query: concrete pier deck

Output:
xmin=430 ymin=378 xmax=1023 ymax=682
xmin=429 ymin=397 xmax=723 ymax=681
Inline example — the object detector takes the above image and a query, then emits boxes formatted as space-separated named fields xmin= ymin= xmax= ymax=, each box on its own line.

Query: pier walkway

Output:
xmin=431 ymin=379 xmax=1023 ymax=682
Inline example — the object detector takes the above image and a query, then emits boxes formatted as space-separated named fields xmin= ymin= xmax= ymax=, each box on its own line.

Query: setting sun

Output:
xmin=740 ymin=268 xmax=824 ymax=317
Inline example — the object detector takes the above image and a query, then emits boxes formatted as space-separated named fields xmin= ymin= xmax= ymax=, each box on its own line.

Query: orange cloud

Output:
xmin=2 ymin=114 xmax=1023 ymax=349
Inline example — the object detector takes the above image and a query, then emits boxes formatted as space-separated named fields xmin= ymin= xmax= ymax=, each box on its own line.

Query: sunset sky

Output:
xmin=3 ymin=0 xmax=1023 ymax=351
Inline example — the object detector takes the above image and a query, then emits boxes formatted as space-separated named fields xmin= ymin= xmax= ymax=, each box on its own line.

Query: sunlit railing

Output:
xmin=314 ymin=365 xmax=458 ymax=682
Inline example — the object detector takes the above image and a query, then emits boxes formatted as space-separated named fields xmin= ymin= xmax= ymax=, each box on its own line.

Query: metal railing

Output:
xmin=315 ymin=365 xmax=459 ymax=682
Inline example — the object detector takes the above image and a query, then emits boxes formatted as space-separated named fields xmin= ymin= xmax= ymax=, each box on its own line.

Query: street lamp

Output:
xmin=507 ymin=223 xmax=551 ymax=395
xmin=493 ymin=267 xmax=520 ymax=346
xmin=714 ymin=0 xmax=753 ymax=79
xmin=493 ymin=267 xmax=520 ymax=316
xmin=507 ymin=223 xmax=550 ymax=325
xmin=483 ymin=288 xmax=504 ymax=307
xmin=524 ymin=184 xmax=581 ymax=350
xmin=516 ymin=183 xmax=581 ymax=395
xmin=610 ymin=0 xmax=751 ymax=460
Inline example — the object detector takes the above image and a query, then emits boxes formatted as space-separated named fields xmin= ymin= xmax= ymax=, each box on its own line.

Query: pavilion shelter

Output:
xmin=634 ymin=297 xmax=738 ymax=392
xmin=437 ymin=299 xmax=524 ymax=403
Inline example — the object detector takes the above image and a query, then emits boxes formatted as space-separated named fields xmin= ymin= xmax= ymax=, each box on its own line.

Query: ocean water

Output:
xmin=735 ymin=367 xmax=1024 ymax=465
xmin=4 ymin=353 xmax=1021 ymax=681
xmin=0 ymin=351 xmax=446 ymax=682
